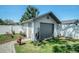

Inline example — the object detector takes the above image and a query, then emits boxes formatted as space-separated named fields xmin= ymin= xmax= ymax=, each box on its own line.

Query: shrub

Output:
xmin=52 ymin=39 xmax=66 ymax=44
xmin=53 ymin=45 xmax=63 ymax=53
xmin=20 ymin=31 xmax=26 ymax=37
xmin=12 ymin=30 xmax=15 ymax=35
xmin=32 ymin=41 xmax=41 ymax=46
xmin=41 ymin=40 xmax=48 ymax=45
xmin=66 ymin=44 xmax=73 ymax=53
xmin=6 ymin=32 xmax=14 ymax=38
xmin=73 ymin=44 xmax=79 ymax=52
xmin=53 ymin=44 xmax=73 ymax=53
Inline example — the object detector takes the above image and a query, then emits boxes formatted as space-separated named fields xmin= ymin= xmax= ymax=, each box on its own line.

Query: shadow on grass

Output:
xmin=16 ymin=42 xmax=26 ymax=46
xmin=21 ymin=43 xmax=26 ymax=45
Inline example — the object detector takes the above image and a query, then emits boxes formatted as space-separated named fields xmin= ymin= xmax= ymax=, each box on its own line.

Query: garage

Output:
xmin=40 ymin=23 xmax=54 ymax=39
xmin=22 ymin=12 xmax=61 ymax=40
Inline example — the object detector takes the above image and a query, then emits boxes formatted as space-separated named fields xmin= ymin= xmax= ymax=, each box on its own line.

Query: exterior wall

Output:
xmin=33 ymin=14 xmax=58 ymax=40
xmin=56 ymin=24 xmax=62 ymax=36
xmin=22 ymin=23 xmax=28 ymax=38
xmin=23 ymin=23 xmax=32 ymax=39
xmin=60 ymin=24 xmax=79 ymax=39
xmin=31 ymin=22 xmax=35 ymax=41
xmin=23 ymin=22 xmax=35 ymax=40
xmin=0 ymin=25 xmax=23 ymax=34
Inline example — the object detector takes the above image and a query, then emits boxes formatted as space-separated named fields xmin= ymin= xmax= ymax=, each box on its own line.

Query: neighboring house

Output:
xmin=22 ymin=12 xmax=61 ymax=41
xmin=60 ymin=19 xmax=79 ymax=39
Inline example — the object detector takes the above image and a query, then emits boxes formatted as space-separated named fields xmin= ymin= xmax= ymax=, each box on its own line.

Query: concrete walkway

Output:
xmin=0 ymin=38 xmax=29 ymax=53
xmin=0 ymin=41 xmax=16 ymax=53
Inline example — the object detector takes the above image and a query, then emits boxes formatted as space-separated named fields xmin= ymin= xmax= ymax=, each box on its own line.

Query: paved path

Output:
xmin=0 ymin=38 xmax=29 ymax=53
xmin=0 ymin=41 xmax=16 ymax=53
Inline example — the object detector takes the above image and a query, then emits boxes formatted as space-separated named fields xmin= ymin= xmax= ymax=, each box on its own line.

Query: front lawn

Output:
xmin=15 ymin=38 xmax=79 ymax=53
xmin=0 ymin=34 xmax=20 ymax=44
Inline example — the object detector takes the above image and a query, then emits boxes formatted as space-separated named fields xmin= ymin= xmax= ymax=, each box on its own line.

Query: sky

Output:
xmin=0 ymin=5 xmax=79 ymax=22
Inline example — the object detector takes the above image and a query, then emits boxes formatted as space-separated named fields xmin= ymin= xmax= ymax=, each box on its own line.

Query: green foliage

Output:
xmin=73 ymin=44 xmax=79 ymax=52
xmin=31 ymin=41 xmax=41 ymax=46
xmin=66 ymin=44 xmax=73 ymax=52
xmin=3 ymin=19 xmax=15 ymax=25
xmin=0 ymin=18 xmax=15 ymax=25
xmin=53 ymin=44 xmax=73 ymax=53
xmin=41 ymin=40 xmax=48 ymax=45
xmin=20 ymin=5 xmax=39 ymax=22
xmin=19 ymin=31 xmax=26 ymax=37
xmin=12 ymin=30 xmax=15 ymax=35
xmin=53 ymin=45 xmax=60 ymax=52
xmin=0 ymin=34 xmax=20 ymax=44
xmin=0 ymin=18 xmax=5 ymax=25
xmin=15 ymin=38 xmax=79 ymax=53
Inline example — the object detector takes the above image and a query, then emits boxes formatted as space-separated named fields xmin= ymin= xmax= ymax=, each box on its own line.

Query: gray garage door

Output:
xmin=40 ymin=23 xmax=54 ymax=39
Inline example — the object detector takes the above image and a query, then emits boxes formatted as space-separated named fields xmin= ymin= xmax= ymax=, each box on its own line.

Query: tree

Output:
xmin=20 ymin=5 xmax=39 ymax=22
xmin=0 ymin=18 xmax=5 ymax=25
xmin=4 ymin=19 xmax=15 ymax=25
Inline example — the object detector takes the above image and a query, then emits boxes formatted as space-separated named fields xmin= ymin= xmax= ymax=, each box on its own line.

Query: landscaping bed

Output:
xmin=15 ymin=38 xmax=79 ymax=53
xmin=0 ymin=34 xmax=20 ymax=44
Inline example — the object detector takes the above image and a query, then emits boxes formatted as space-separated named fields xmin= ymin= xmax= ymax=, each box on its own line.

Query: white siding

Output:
xmin=27 ymin=22 xmax=32 ymax=38
xmin=31 ymin=22 xmax=35 ymax=40
xmin=33 ymin=15 xmax=58 ymax=40
xmin=23 ymin=22 xmax=33 ymax=40
xmin=22 ymin=23 xmax=28 ymax=38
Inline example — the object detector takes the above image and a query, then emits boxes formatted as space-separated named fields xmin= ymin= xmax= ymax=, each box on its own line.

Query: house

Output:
xmin=60 ymin=19 xmax=79 ymax=39
xmin=22 ymin=12 xmax=61 ymax=41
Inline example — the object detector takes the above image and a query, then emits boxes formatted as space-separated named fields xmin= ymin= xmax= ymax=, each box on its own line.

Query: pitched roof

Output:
xmin=61 ymin=19 xmax=79 ymax=24
xmin=22 ymin=12 xmax=61 ymax=24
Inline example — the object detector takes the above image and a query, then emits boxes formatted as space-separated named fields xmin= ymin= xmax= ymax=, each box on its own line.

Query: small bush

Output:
xmin=52 ymin=39 xmax=67 ymax=44
xmin=73 ymin=44 xmax=79 ymax=52
xmin=20 ymin=31 xmax=26 ymax=37
xmin=32 ymin=41 xmax=41 ymax=46
xmin=12 ymin=30 xmax=15 ymax=35
xmin=53 ymin=45 xmax=63 ymax=53
xmin=53 ymin=44 xmax=73 ymax=53
xmin=66 ymin=44 xmax=73 ymax=53
xmin=6 ymin=32 xmax=14 ymax=38
xmin=41 ymin=40 xmax=48 ymax=45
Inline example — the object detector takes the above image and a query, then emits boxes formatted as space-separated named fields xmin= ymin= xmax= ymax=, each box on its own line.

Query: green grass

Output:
xmin=15 ymin=38 xmax=79 ymax=53
xmin=0 ymin=34 xmax=20 ymax=44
